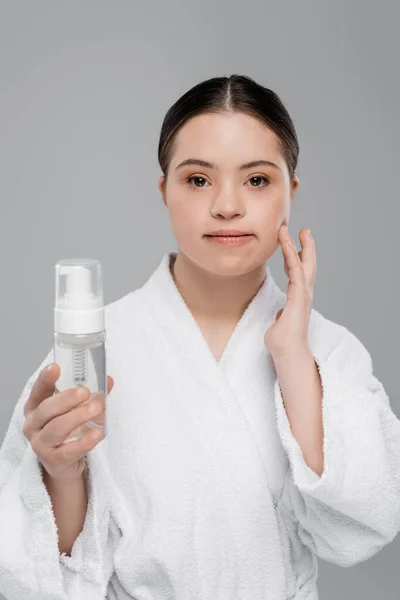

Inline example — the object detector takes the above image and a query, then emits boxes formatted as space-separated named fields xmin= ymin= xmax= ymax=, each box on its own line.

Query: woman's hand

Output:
xmin=264 ymin=224 xmax=316 ymax=358
xmin=23 ymin=363 xmax=114 ymax=483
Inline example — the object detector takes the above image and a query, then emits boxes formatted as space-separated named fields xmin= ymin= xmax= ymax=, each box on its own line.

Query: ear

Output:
xmin=290 ymin=175 xmax=300 ymax=203
xmin=158 ymin=175 xmax=167 ymax=206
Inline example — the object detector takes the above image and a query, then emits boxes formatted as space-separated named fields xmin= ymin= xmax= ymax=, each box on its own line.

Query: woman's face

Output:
xmin=158 ymin=111 xmax=299 ymax=276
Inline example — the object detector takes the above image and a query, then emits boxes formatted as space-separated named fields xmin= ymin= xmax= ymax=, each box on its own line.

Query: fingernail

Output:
xmin=307 ymin=228 xmax=312 ymax=236
xmin=76 ymin=386 xmax=88 ymax=399
xmin=46 ymin=364 xmax=53 ymax=372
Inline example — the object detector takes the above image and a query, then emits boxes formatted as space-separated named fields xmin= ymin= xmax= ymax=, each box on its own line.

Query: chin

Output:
xmin=191 ymin=247 xmax=265 ymax=278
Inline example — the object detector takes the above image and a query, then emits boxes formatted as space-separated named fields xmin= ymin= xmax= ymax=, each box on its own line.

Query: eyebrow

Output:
xmin=175 ymin=158 xmax=281 ymax=172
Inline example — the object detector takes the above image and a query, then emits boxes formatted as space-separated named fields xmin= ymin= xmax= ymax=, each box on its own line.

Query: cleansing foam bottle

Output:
xmin=53 ymin=258 xmax=107 ymax=444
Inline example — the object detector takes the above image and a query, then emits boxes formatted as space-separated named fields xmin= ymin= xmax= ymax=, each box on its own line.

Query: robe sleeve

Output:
xmin=0 ymin=348 xmax=122 ymax=599
xmin=273 ymin=310 xmax=400 ymax=567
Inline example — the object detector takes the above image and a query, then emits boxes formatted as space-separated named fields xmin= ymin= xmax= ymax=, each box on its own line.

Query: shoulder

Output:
xmin=104 ymin=289 xmax=145 ymax=334
xmin=308 ymin=307 xmax=374 ymax=380
xmin=272 ymin=280 xmax=372 ymax=375
xmin=104 ymin=289 xmax=141 ymax=320
xmin=103 ymin=289 xmax=154 ymax=369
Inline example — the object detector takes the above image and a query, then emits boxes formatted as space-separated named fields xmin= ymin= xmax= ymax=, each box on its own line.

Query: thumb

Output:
xmin=107 ymin=375 xmax=114 ymax=394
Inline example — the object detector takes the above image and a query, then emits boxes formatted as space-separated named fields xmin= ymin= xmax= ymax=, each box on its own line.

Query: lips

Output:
xmin=206 ymin=234 xmax=253 ymax=238
xmin=208 ymin=234 xmax=250 ymax=237
xmin=206 ymin=229 xmax=253 ymax=237
xmin=205 ymin=234 xmax=254 ymax=246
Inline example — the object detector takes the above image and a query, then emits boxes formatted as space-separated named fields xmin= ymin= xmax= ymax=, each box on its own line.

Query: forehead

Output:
xmin=170 ymin=112 xmax=282 ymax=165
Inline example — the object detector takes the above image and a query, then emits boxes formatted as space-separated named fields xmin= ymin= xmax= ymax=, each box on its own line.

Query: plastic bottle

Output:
xmin=53 ymin=258 xmax=107 ymax=444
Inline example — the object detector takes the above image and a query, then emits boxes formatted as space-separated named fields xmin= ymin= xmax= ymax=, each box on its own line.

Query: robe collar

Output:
xmin=140 ymin=251 xmax=284 ymax=371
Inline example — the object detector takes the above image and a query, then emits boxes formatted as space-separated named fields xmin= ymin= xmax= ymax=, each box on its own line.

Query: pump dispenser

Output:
xmin=53 ymin=258 xmax=107 ymax=444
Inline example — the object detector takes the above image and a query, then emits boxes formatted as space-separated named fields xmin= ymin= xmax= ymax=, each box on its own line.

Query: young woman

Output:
xmin=1 ymin=74 xmax=400 ymax=600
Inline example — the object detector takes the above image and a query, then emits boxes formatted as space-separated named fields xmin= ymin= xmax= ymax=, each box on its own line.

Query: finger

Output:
xmin=47 ymin=427 xmax=104 ymax=470
xmin=24 ymin=363 xmax=60 ymax=418
xmin=38 ymin=393 xmax=104 ymax=448
xmin=24 ymin=386 xmax=89 ymax=439
xmin=54 ymin=375 xmax=114 ymax=396
xmin=298 ymin=228 xmax=317 ymax=286
xmin=279 ymin=225 xmax=304 ymax=285
xmin=26 ymin=373 xmax=114 ymax=435
xmin=283 ymin=251 xmax=290 ymax=278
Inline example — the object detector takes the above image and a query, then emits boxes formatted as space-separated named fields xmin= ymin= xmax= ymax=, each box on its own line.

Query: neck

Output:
xmin=169 ymin=251 xmax=267 ymax=323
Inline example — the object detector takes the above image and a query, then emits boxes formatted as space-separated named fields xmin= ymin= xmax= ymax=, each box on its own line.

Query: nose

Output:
xmin=210 ymin=187 xmax=245 ymax=219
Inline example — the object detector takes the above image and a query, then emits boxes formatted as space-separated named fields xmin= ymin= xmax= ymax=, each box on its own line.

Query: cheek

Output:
xmin=167 ymin=192 xmax=200 ymax=222
xmin=253 ymin=191 xmax=284 ymax=223
xmin=169 ymin=201 xmax=194 ymax=223
xmin=166 ymin=198 xmax=203 ymax=243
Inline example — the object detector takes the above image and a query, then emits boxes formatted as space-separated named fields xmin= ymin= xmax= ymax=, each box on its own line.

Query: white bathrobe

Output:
xmin=1 ymin=251 xmax=400 ymax=600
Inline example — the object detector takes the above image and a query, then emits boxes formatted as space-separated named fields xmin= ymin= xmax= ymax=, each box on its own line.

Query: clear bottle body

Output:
xmin=53 ymin=331 xmax=107 ymax=444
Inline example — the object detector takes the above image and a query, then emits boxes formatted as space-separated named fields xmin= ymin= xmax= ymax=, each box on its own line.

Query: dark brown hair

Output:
xmin=158 ymin=74 xmax=299 ymax=182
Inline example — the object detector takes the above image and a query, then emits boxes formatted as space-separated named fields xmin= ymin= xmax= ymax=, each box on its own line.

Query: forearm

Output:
xmin=272 ymin=347 xmax=324 ymax=476
xmin=42 ymin=466 xmax=88 ymax=556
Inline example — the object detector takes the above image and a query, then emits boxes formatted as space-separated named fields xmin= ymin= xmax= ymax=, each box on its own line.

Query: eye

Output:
xmin=247 ymin=175 xmax=270 ymax=188
xmin=185 ymin=175 xmax=210 ymax=189
xmin=184 ymin=174 xmax=270 ymax=190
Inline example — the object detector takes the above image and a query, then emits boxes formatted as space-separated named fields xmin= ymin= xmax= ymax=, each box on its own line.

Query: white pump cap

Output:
xmin=54 ymin=258 xmax=105 ymax=334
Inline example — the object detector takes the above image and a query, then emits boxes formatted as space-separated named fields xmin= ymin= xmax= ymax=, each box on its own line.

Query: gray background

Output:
xmin=0 ymin=1 xmax=399 ymax=598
